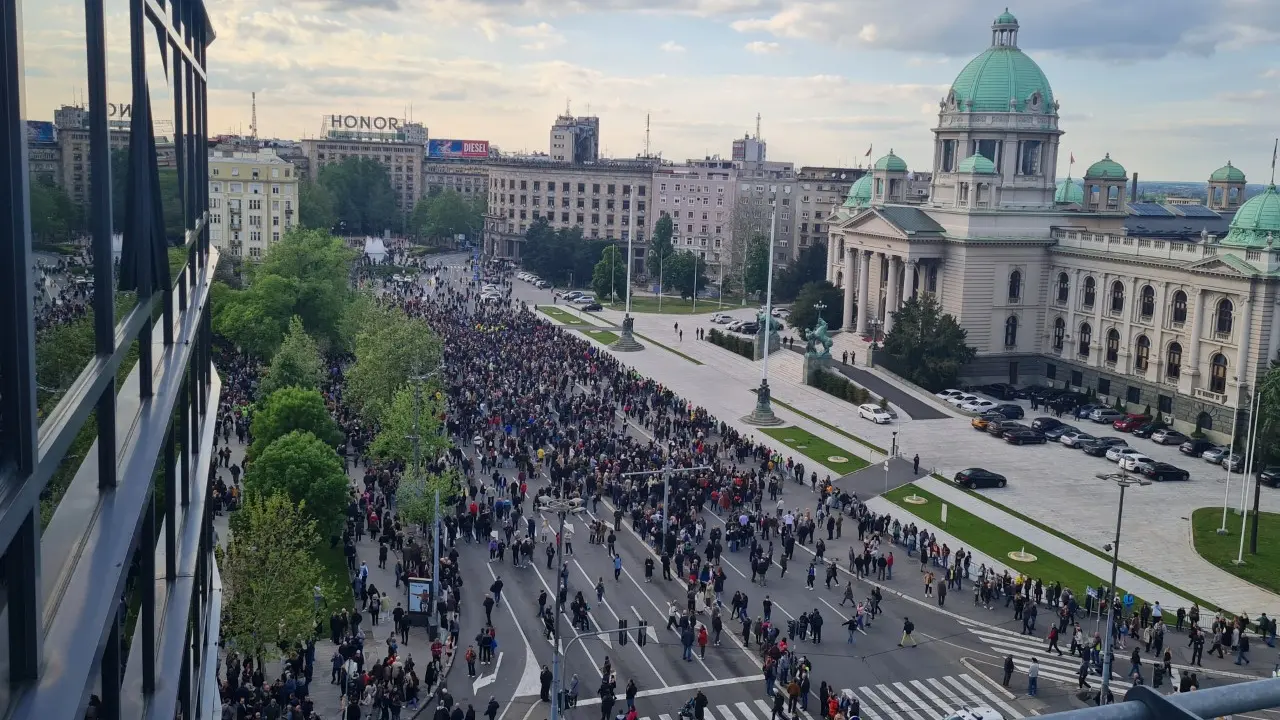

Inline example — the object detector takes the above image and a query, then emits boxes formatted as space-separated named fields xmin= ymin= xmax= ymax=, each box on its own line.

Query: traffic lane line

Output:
xmin=570 ymin=558 xmax=672 ymax=688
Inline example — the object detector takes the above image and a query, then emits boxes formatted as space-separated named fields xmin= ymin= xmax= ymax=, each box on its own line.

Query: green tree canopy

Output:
xmin=315 ymin=156 xmax=399 ymax=235
xmin=881 ymin=294 xmax=977 ymax=392
xmin=520 ymin=220 xmax=613 ymax=287
xmin=258 ymin=316 xmax=325 ymax=398
xmin=346 ymin=305 xmax=442 ymax=423
xmin=369 ymin=384 xmax=447 ymax=466
xmin=592 ymin=244 xmax=628 ymax=303
xmin=743 ymin=233 xmax=771 ymax=298
xmin=775 ymin=242 xmax=827 ymax=302
xmin=30 ymin=176 xmax=83 ymax=245
xmin=410 ymin=189 xmax=484 ymax=245
xmin=221 ymin=492 xmax=328 ymax=664
xmin=789 ymin=281 xmax=845 ymax=334
xmin=248 ymin=387 xmax=343 ymax=461
xmin=649 ymin=215 xmax=674 ymax=266
xmin=397 ymin=467 xmax=463 ymax=529
xmin=662 ymin=251 xmax=710 ymax=300
xmin=298 ymin=180 xmax=338 ymax=231
xmin=243 ymin=430 xmax=349 ymax=539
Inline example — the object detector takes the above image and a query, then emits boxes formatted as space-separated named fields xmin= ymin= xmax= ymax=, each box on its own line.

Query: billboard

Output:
xmin=407 ymin=577 xmax=432 ymax=614
xmin=428 ymin=139 xmax=489 ymax=159
xmin=26 ymin=121 xmax=55 ymax=144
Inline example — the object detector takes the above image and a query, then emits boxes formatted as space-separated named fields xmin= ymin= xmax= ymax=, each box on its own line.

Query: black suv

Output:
xmin=1031 ymin=416 xmax=1062 ymax=432
xmin=991 ymin=403 xmax=1024 ymax=419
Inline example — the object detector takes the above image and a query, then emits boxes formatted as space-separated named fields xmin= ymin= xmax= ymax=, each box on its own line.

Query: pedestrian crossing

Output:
xmin=959 ymin=618 xmax=1135 ymax=693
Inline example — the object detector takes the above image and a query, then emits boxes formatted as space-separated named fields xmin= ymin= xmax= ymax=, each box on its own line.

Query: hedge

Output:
xmin=707 ymin=328 xmax=754 ymax=360
xmin=809 ymin=367 xmax=873 ymax=405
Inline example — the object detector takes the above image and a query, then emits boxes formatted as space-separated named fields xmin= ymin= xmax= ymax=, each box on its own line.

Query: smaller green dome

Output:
xmin=1222 ymin=184 xmax=1280 ymax=249
xmin=1055 ymin=179 xmax=1084 ymax=204
xmin=873 ymin=150 xmax=908 ymax=173
xmin=1085 ymin=153 xmax=1127 ymax=180
xmin=994 ymin=8 xmax=1018 ymax=25
xmin=1210 ymin=161 xmax=1246 ymax=184
xmin=842 ymin=174 xmax=873 ymax=208
xmin=957 ymin=154 xmax=998 ymax=174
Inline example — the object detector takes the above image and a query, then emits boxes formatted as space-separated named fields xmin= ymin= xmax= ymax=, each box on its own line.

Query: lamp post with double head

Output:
xmin=1095 ymin=471 xmax=1151 ymax=704
xmin=539 ymin=495 xmax=586 ymax=720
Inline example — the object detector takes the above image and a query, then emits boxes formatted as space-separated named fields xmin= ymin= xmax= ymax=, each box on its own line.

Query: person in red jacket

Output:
xmin=697 ymin=625 xmax=709 ymax=658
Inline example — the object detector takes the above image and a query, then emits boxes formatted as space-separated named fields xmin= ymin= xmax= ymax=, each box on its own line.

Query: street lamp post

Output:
xmin=1237 ymin=370 xmax=1263 ymax=562
xmin=621 ymin=464 xmax=713 ymax=546
xmin=541 ymin=496 xmax=586 ymax=720
xmin=1096 ymin=472 xmax=1151 ymax=704
xmin=743 ymin=209 xmax=782 ymax=426
xmin=612 ymin=197 xmax=644 ymax=351
xmin=1219 ymin=374 xmax=1243 ymax=534
xmin=406 ymin=366 xmax=443 ymax=636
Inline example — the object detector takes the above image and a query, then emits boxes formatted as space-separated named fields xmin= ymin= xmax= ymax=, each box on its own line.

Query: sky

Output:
xmin=22 ymin=0 xmax=1280 ymax=183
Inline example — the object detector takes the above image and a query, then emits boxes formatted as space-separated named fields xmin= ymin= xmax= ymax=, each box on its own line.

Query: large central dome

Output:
xmin=947 ymin=9 xmax=1056 ymax=115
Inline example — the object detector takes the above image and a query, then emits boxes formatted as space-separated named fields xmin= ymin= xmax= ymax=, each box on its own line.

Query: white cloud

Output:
xmin=1215 ymin=89 xmax=1274 ymax=104
xmin=1262 ymin=68 xmax=1280 ymax=78
xmin=475 ymin=19 xmax=564 ymax=50
xmin=745 ymin=40 xmax=781 ymax=54
xmin=857 ymin=24 xmax=878 ymax=43
xmin=660 ymin=40 xmax=686 ymax=53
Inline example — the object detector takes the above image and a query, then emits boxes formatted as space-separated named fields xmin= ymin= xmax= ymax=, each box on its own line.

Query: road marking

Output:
xmin=752 ymin=699 xmax=773 ymax=719
xmin=735 ymin=701 xmax=756 ymax=720
xmin=573 ymin=674 xmax=765 ymax=706
xmin=485 ymin=563 xmax=544 ymax=699
xmin=527 ymin=561 xmax=604 ymax=676
xmin=957 ymin=673 xmax=1024 ymax=720
xmin=631 ymin=605 xmax=660 ymax=643
xmin=873 ymin=683 xmax=927 ymax=720
xmin=618 ymin=564 xmax=719 ymax=679
xmin=892 ymin=681 xmax=941 ymax=720
xmin=473 ymin=652 xmax=504 ymax=693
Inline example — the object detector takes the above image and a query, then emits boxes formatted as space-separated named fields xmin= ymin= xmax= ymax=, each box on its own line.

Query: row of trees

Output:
xmin=408 ymin=189 xmax=485 ymax=246
xmin=32 ymin=149 xmax=187 ymax=246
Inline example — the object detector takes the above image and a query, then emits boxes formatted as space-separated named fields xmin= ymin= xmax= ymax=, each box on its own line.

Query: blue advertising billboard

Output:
xmin=26 ymin=121 xmax=55 ymax=144
xmin=427 ymin=139 xmax=489 ymax=159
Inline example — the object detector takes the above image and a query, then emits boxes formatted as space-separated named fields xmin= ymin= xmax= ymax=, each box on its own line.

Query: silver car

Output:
xmin=1060 ymin=430 xmax=1097 ymax=447
xmin=1201 ymin=445 xmax=1230 ymax=464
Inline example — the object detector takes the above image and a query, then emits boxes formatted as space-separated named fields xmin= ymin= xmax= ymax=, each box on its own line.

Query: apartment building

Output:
xmin=423 ymin=159 xmax=488 ymax=198
xmin=735 ymin=159 xmax=798 ymax=266
xmin=549 ymin=114 xmax=600 ymax=164
xmin=653 ymin=159 xmax=738 ymax=270
xmin=55 ymin=121 xmax=175 ymax=205
xmin=208 ymin=149 xmax=299 ymax=259
xmin=484 ymin=158 xmax=655 ymax=269
xmin=302 ymin=137 xmax=421 ymax=212
xmin=795 ymin=167 xmax=865 ymax=255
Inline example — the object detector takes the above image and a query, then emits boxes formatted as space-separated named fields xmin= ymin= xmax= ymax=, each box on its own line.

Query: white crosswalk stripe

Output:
xmin=960 ymin=619 xmax=1135 ymax=693
xmin=834 ymin=674 xmax=1023 ymax=720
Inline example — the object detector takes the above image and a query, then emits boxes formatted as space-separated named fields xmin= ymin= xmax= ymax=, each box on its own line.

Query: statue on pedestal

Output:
xmin=804 ymin=316 xmax=833 ymax=359
xmin=622 ymin=315 xmax=634 ymax=333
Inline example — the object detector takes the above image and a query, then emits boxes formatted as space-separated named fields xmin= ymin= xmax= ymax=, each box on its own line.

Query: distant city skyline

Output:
xmin=22 ymin=0 xmax=1280 ymax=182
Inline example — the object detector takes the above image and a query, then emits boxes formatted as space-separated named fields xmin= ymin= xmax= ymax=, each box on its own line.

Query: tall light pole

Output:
xmin=1096 ymin=472 xmax=1150 ymax=704
xmin=407 ymin=366 xmax=442 ymax=635
xmin=692 ymin=252 xmax=700 ymax=314
xmin=743 ymin=208 xmax=782 ymax=426
xmin=612 ymin=194 xmax=644 ymax=351
xmin=541 ymin=496 xmax=586 ymax=720
xmin=621 ymin=465 xmax=713 ymax=544
xmin=1237 ymin=368 xmax=1263 ymax=563
xmin=1219 ymin=375 xmax=1243 ymax=534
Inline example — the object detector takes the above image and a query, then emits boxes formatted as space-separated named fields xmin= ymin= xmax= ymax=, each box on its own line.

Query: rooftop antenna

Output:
xmin=250 ymin=91 xmax=258 ymax=143
xmin=644 ymin=113 xmax=651 ymax=157
xmin=755 ymin=113 xmax=761 ymax=140
xmin=1271 ymin=138 xmax=1278 ymax=185
xmin=565 ymin=98 xmax=571 ymax=115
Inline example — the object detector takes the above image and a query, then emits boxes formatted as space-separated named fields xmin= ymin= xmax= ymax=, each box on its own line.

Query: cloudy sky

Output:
xmin=24 ymin=0 xmax=1280 ymax=182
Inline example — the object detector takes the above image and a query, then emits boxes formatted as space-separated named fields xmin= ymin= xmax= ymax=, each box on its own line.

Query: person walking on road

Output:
xmin=614 ymin=554 xmax=623 ymax=581
xmin=899 ymin=618 xmax=918 ymax=647
xmin=1002 ymin=655 xmax=1015 ymax=687
xmin=1027 ymin=658 xmax=1040 ymax=697
xmin=485 ymin=697 xmax=500 ymax=720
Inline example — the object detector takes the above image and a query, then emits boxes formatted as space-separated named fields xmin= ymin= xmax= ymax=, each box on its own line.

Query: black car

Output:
xmin=982 ymin=383 xmax=1017 ymax=400
xmin=1179 ymin=438 xmax=1216 ymax=456
xmin=954 ymin=468 xmax=1007 ymax=489
xmin=987 ymin=420 xmax=1026 ymax=437
xmin=1130 ymin=423 xmax=1157 ymax=439
xmin=1081 ymin=437 xmax=1127 ymax=456
xmin=583 ymin=302 xmax=603 ymax=311
xmin=1016 ymin=385 xmax=1049 ymax=400
xmin=1004 ymin=429 xmax=1047 ymax=445
xmin=739 ymin=322 xmax=759 ymax=334
xmin=991 ymin=403 xmax=1025 ymax=419
xmin=1044 ymin=423 xmax=1078 ymax=440
xmin=1141 ymin=462 xmax=1190 ymax=482
xmin=1031 ymin=416 xmax=1062 ymax=432
xmin=1260 ymin=467 xmax=1280 ymax=487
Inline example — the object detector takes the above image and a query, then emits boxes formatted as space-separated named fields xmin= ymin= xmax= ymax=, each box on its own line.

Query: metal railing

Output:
xmin=1039 ymin=677 xmax=1280 ymax=719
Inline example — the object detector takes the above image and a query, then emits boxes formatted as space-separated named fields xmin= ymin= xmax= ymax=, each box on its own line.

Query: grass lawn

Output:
xmin=580 ymin=329 xmax=620 ymax=344
xmin=771 ymin=398 xmax=888 ymax=455
xmin=620 ymin=296 xmax=744 ymax=315
xmin=630 ymin=332 xmax=704 ymax=365
xmin=885 ymin=484 xmax=1117 ymax=599
xmin=760 ymin=426 xmax=869 ymax=474
xmin=1191 ymin=507 xmax=1280 ymax=595
xmin=315 ymin=541 xmax=355 ymax=611
xmin=538 ymin=305 xmax=591 ymax=326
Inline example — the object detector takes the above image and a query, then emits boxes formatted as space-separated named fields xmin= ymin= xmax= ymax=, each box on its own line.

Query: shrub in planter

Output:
xmin=706 ymin=328 xmax=754 ymax=360
xmin=809 ymin=368 xmax=872 ymax=405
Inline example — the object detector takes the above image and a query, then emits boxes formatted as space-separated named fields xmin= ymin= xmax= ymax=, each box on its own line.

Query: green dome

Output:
xmin=873 ymin=150 xmax=908 ymax=172
xmin=948 ymin=32 xmax=1055 ymax=114
xmin=842 ymin=174 xmax=872 ymax=208
xmin=1210 ymin=161 xmax=1246 ymax=183
xmin=957 ymin=154 xmax=998 ymax=174
xmin=1055 ymin=179 xmax=1083 ymax=204
xmin=1085 ymin=153 xmax=1127 ymax=180
xmin=994 ymin=8 xmax=1018 ymax=25
xmin=1222 ymin=184 xmax=1280 ymax=249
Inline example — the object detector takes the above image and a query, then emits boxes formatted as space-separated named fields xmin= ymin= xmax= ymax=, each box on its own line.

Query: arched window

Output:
xmin=1056 ymin=272 xmax=1069 ymax=304
xmin=1110 ymin=280 xmax=1126 ymax=313
xmin=1210 ymin=354 xmax=1228 ymax=394
xmin=1196 ymin=411 xmax=1213 ymax=433
xmin=1083 ymin=277 xmax=1096 ymax=308
xmin=1216 ymin=298 xmax=1234 ymax=335
xmin=1106 ymin=329 xmax=1120 ymax=364
xmin=1135 ymin=335 xmax=1150 ymax=372
xmin=1053 ymin=318 xmax=1065 ymax=350
xmin=1004 ymin=316 xmax=1018 ymax=347
xmin=1172 ymin=290 xmax=1188 ymax=323
xmin=1166 ymin=342 xmax=1183 ymax=380
xmin=1140 ymin=285 xmax=1155 ymax=319
xmin=1078 ymin=322 xmax=1092 ymax=358
xmin=1008 ymin=270 xmax=1022 ymax=301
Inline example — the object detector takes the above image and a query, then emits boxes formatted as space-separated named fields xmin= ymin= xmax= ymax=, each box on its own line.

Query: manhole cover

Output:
xmin=827 ymin=455 xmax=848 ymax=463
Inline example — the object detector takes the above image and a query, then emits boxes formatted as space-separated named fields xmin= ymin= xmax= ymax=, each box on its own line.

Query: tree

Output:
xmin=592 ymin=244 xmax=628 ymax=303
xmin=743 ymin=232 xmax=771 ymax=299
xmin=213 ymin=253 xmax=246 ymax=290
xmin=248 ymin=387 xmax=343 ymax=461
xmin=880 ymin=294 xmax=977 ymax=392
xmin=729 ymin=202 xmax=771 ymax=301
xmin=789 ymin=281 xmax=845 ymax=334
xmin=298 ymin=180 xmax=338 ymax=231
xmin=315 ymin=156 xmax=399 ymax=235
xmin=410 ymin=190 xmax=483 ymax=245
xmin=775 ymin=242 xmax=827 ymax=302
xmin=397 ymin=467 xmax=463 ymax=529
xmin=346 ymin=305 xmax=442 ymax=423
xmin=369 ymin=385 xmax=447 ymax=466
xmin=111 ymin=148 xmax=183 ymax=241
xmin=243 ymin=430 xmax=349 ymax=539
xmin=520 ymin=221 xmax=607 ymax=288
xmin=220 ymin=492 xmax=328 ymax=665
xmin=649 ymin=215 xmax=674 ymax=290
xmin=662 ymin=251 xmax=709 ymax=300
xmin=258 ymin=316 xmax=325 ymax=398
xmin=30 ymin=177 xmax=82 ymax=245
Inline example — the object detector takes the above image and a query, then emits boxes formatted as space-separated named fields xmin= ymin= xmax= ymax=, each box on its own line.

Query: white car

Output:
xmin=858 ymin=404 xmax=893 ymax=424
xmin=1105 ymin=446 xmax=1140 ymax=463
xmin=1060 ymin=430 xmax=1096 ymax=447
xmin=711 ymin=313 xmax=734 ymax=324
xmin=946 ymin=393 xmax=979 ymax=407
xmin=936 ymin=389 xmax=963 ymax=401
xmin=1121 ymin=454 xmax=1154 ymax=472
xmin=727 ymin=320 xmax=746 ymax=332
xmin=961 ymin=399 xmax=998 ymax=414
xmin=771 ymin=307 xmax=789 ymax=318
xmin=560 ymin=290 xmax=584 ymax=300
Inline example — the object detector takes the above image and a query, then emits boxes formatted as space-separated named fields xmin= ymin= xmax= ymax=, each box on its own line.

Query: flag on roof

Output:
xmin=864 ymin=145 xmax=872 ymax=157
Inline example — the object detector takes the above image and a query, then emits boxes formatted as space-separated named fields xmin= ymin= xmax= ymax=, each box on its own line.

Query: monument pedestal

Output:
xmin=803 ymin=354 xmax=832 ymax=385
xmin=754 ymin=330 xmax=781 ymax=361
xmin=611 ymin=316 xmax=645 ymax=352
xmin=742 ymin=380 xmax=783 ymax=426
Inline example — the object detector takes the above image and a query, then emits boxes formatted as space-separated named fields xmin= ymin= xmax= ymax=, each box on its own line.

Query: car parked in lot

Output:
xmin=1180 ymin=438 xmax=1216 ymax=457
xmin=711 ymin=313 xmax=734 ymax=324
xmin=1152 ymin=429 xmax=1190 ymax=445
xmin=858 ymin=403 xmax=894 ymax=424
xmin=582 ymin=302 xmax=603 ymax=311
xmin=936 ymin=389 xmax=964 ymax=401
xmin=1223 ymin=452 xmax=1249 ymax=472
xmin=1142 ymin=462 xmax=1191 ymax=482
xmin=1260 ymin=467 xmax=1280 ymax=487
xmin=739 ymin=322 xmax=759 ymax=335
xmin=971 ymin=412 xmax=1004 ymax=431
xmin=954 ymin=468 xmax=1007 ymax=489
xmin=1044 ymin=423 xmax=1078 ymax=440
xmin=1004 ymin=429 xmax=1047 ymax=445
xmin=559 ymin=290 xmax=585 ymax=301
xmin=987 ymin=420 xmax=1026 ymax=437
xmin=1130 ymin=423 xmax=1158 ymax=439
xmin=1104 ymin=443 xmax=1139 ymax=462
xmin=1060 ymin=430 xmax=1097 ymax=447
xmin=1119 ymin=452 xmax=1153 ymax=471
xmin=947 ymin=393 xmax=980 ymax=407
xmin=1074 ymin=404 xmax=1102 ymax=419
xmin=1080 ymin=438 xmax=1126 ymax=456
xmin=1031 ymin=416 xmax=1062 ymax=432
xmin=962 ymin=399 xmax=999 ymax=414
xmin=979 ymin=383 xmax=1018 ymax=400
xmin=1201 ymin=446 xmax=1231 ymax=464
xmin=1113 ymin=414 xmax=1152 ymax=432
xmin=1090 ymin=408 xmax=1127 ymax=424
xmin=726 ymin=320 xmax=746 ymax=332
xmin=991 ymin=403 xmax=1025 ymax=419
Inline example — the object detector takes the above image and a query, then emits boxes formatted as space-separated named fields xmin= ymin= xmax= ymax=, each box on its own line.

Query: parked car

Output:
xmin=981 ymin=383 xmax=1018 ymax=400
xmin=1103 ymin=443 xmax=1138 ymax=462
xmin=1223 ymin=453 xmax=1249 ymax=472
xmin=936 ymin=389 xmax=964 ymax=401
xmin=858 ymin=403 xmax=894 ymax=424
xmin=1081 ymin=437 xmax=1126 ymax=456
xmin=559 ymin=290 xmax=585 ymax=300
xmin=987 ymin=420 xmax=1027 ymax=437
xmin=1015 ymin=385 xmax=1049 ymax=400
xmin=1152 ymin=429 xmax=1190 ymax=445
xmin=954 ymin=468 xmax=1007 ymax=489
xmin=582 ymin=302 xmax=603 ymax=311
xmin=1113 ymin=414 xmax=1152 ymax=432
xmin=1179 ymin=438 xmax=1216 ymax=457
xmin=1119 ymin=453 xmax=1153 ymax=471
xmin=1142 ymin=462 xmax=1191 ymax=482
xmin=1090 ymin=408 xmax=1127 ymax=424
xmin=1044 ymin=423 xmax=1078 ymax=440
xmin=1201 ymin=446 xmax=1231 ymax=464
xmin=1004 ymin=429 xmax=1047 ymax=445
xmin=1074 ymin=404 xmax=1102 ymax=419
xmin=1060 ymin=430 xmax=1097 ymax=448
xmin=711 ymin=313 xmax=734 ymax=324
xmin=946 ymin=393 xmax=980 ymax=407
xmin=570 ymin=295 xmax=596 ymax=305
xmin=726 ymin=320 xmax=746 ymax=332
xmin=1031 ymin=416 xmax=1063 ymax=432
xmin=739 ymin=322 xmax=759 ymax=335
xmin=991 ymin=403 xmax=1025 ymax=419
xmin=535 ymin=280 xmax=551 ymax=288
xmin=963 ymin=399 xmax=999 ymax=414
xmin=1130 ymin=423 xmax=1158 ymax=439
xmin=972 ymin=412 xmax=1004 ymax=431
xmin=1260 ymin=467 xmax=1280 ymax=487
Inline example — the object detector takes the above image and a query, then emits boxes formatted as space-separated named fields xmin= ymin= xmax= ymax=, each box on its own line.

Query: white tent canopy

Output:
xmin=364 ymin=236 xmax=388 ymax=263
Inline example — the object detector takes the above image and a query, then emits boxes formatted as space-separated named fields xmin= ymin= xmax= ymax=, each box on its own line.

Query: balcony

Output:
xmin=1193 ymin=387 xmax=1227 ymax=404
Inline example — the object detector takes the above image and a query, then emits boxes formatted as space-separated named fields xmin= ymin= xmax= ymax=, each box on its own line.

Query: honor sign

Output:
xmin=328 ymin=114 xmax=404 ymax=132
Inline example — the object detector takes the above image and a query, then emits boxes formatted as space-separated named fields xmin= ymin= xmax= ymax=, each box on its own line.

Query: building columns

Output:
xmin=843 ymin=249 xmax=856 ymax=331
xmin=856 ymin=250 xmax=871 ymax=335
xmin=884 ymin=255 xmax=901 ymax=335
xmin=1237 ymin=295 xmax=1254 ymax=385
xmin=1187 ymin=289 xmax=1206 ymax=377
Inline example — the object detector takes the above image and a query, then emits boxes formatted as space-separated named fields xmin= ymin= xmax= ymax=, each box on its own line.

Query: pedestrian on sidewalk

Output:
xmin=913 ymin=454 xmax=920 ymax=474
xmin=1027 ymin=658 xmax=1040 ymax=696
xmin=1001 ymin=655 xmax=1015 ymax=687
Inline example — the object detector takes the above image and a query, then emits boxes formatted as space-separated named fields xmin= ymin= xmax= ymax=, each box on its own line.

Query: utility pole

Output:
xmin=407 ymin=367 xmax=441 ymax=636
xmin=541 ymin=496 xmax=585 ymax=720
xmin=621 ymin=464 xmax=712 ymax=544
